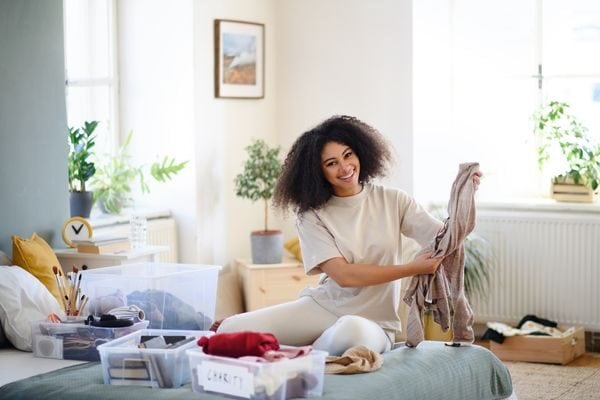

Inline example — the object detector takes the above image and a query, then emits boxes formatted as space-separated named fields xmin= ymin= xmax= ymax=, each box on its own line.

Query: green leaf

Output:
xmin=89 ymin=131 xmax=187 ymax=214
xmin=233 ymin=139 xmax=282 ymax=230
xmin=68 ymin=120 xmax=99 ymax=191
xmin=532 ymin=100 xmax=600 ymax=191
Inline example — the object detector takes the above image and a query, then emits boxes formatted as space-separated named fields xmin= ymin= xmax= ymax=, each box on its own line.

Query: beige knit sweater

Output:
xmin=403 ymin=162 xmax=480 ymax=347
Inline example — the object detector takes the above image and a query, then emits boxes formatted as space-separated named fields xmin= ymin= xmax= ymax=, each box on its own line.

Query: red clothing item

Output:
xmin=198 ymin=331 xmax=280 ymax=358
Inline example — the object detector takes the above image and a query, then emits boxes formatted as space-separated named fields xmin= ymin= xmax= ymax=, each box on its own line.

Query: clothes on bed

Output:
xmin=404 ymin=163 xmax=479 ymax=347
xmin=198 ymin=331 xmax=280 ymax=358
xmin=325 ymin=345 xmax=383 ymax=374
xmin=239 ymin=345 xmax=313 ymax=363
xmin=297 ymin=183 xmax=442 ymax=333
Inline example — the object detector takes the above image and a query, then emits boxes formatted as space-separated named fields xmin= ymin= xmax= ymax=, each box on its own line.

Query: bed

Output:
xmin=0 ymin=340 xmax=512 ymax=400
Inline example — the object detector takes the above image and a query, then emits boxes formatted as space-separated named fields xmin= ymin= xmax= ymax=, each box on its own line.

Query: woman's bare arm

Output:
xmin=319 ymin=252 xmax=442 ymax=288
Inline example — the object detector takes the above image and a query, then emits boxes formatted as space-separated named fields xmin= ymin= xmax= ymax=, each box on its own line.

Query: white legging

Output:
xmin=217 ymin=296 xmax=392 ymax=356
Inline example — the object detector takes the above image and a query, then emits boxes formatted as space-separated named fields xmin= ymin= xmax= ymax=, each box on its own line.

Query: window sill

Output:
xmin=430 ymin=197 xmax=600 ymax=215
xmin=88 ymin=207 xmax=171 ymax=228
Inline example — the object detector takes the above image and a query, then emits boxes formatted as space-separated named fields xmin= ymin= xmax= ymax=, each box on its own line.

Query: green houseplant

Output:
xmin=234 ymin=139 xmax=283 ymax=264
xmin=68 ymin=120 xmax=98 ymax=217
xmin=90 ymin=131 xmax=188 ymax=214
xmin=533 ymin=100 xmax=600 ymax=202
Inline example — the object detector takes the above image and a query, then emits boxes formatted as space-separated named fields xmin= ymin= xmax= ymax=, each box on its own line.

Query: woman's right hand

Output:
xmin=412 ymin=252 xmax=444 ymax=275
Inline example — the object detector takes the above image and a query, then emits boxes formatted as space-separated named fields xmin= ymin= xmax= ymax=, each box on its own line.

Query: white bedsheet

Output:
xmin=0 ymin=347 xmax=84 ymax=387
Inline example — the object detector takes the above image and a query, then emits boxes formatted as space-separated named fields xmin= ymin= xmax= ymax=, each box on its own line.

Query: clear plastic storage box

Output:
xmin=79 ymin=263 xmax=220 ymax=330
xmin=97 ymin=328 xmax=211 ymax=388
xmin=32 ymin=320 xmax=149 ymax=361
xmin=187 ymin=346 xmax=327 ymax=399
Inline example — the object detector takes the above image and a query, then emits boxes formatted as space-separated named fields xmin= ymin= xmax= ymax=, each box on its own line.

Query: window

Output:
xmin=413 ymin=0 xmax=600 ymax=202
xmin=63 ymin=0 xmax=118 ymax=157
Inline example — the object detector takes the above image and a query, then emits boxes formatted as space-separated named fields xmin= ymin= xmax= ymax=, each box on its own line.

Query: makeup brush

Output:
xmin=79 ymin=295 xmax=89 ymax=316
xmin=52 ymin=266 xmax=68 ymax=311
xmin=72 ymin=273 xmax=82 ymax=314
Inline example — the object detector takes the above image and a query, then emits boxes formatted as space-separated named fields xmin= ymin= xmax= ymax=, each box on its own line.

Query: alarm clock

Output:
xmin=62 ymin=216 xmax=93 ymax=248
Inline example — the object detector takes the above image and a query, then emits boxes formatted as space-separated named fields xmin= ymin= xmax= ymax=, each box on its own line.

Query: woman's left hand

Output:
xmin=473 ymin=172 xmax=482 ymax=190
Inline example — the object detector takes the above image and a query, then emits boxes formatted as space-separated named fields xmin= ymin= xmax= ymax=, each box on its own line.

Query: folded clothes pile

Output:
xmin=482 ymin=314 xmax=576 ymax=344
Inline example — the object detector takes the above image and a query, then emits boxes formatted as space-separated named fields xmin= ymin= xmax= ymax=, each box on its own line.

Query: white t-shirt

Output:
xmin=296 ymin=183 xmax=442 ymax=332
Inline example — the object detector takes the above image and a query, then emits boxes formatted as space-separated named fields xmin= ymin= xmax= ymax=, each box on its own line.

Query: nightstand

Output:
xmin=234 ymin=258 xmax=320 ymax=311
xmin=53 ymin=245 xmax=169 ymax=270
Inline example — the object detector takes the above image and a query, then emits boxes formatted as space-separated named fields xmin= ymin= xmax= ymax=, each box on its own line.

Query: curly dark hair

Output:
xmin=273 ymin=115 xmax=393 ymax=214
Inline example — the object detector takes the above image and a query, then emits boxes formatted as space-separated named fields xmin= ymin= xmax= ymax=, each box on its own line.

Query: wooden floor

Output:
xmin=476 ymin=339 xmax=600 ymax=367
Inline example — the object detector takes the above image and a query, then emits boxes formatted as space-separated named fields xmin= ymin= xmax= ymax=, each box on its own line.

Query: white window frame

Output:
xmin=63 ymin=0 xmax=119 ymax=155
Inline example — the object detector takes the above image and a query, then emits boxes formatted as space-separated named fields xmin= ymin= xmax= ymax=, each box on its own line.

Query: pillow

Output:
xmin=12 ymin=233 xmax=65 ymax=305
xmin=0 ymin=250 xmax=11 ymax=265
xmin=0 ymin=265 xmax=64 ymax=350
xmin=284 ymin=236 xmax=303 ymax=262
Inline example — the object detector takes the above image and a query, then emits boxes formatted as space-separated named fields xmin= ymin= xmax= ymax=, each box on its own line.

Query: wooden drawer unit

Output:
xmin=235 ymin=259 xmax=320 ymax=311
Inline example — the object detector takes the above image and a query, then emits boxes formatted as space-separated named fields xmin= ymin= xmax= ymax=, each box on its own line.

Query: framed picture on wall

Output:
xmin=214 ymin=19 xmax=265 ymax=99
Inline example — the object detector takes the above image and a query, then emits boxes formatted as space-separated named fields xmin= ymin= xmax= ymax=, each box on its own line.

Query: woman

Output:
xmin=218 ymin=116 xmax=470 ymax=355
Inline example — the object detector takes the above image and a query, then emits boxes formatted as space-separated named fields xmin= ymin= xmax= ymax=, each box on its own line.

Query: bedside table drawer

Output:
xmin=263 ymin=267 xmax=315 ymax=286
xmin=236 ymin=259 xmax=320 ymax=311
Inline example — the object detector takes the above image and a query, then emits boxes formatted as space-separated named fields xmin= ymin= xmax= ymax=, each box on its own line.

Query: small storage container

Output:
xmin=489 ymin=326 xmax=585 ymax=365
xmin=80 ymin=263 xmax=220 ymax=330
xmin=32 ymin=320 xmax=149 ymax=361
xmin=97 ymin=328 xmax=210 ymax=388
xmin=187 ymin=346 xmax=327 ymax=399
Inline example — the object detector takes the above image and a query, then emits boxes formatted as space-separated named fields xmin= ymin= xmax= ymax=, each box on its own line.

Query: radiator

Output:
xmin=93 ymin=217 xmax=178 ymax=263
xmin=471 ymin=205 xmax=600 ymax=331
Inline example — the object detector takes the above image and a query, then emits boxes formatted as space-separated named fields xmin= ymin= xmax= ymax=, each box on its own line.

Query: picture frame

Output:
xmin=214 ymin=19 xmax=265 ymax=99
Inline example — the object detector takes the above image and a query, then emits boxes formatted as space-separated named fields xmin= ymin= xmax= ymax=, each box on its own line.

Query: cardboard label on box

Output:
xmin=198 ymin=360 xmax=254 ymax=398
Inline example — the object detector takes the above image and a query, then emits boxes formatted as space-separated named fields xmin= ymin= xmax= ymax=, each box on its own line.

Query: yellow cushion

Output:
xmin=284 ymin=236 xmax=303 ymax=262
xmin=12 ymin=233 xmax=65 ymax=307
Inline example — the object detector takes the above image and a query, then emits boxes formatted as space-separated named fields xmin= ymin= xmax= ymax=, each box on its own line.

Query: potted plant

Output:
xmin=533 ymin=100 xmax=600 ymax=202
xmin=234 ymin=139 xmax=283 ymax=264
xmin=68 ymin=120 xmax=98 ymax=218
xmin=89 ymin=131 xmax=188 ymax=214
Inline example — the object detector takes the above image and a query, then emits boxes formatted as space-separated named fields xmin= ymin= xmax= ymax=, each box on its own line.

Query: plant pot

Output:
xmin=250 ymin=230 xmax=283 ymax=264
xmin=423 ymin=310 xmax=453 ymax=342
xmin=551 ymin=179 xmax=598 ymax=203
xmin=69 ymin=191 xmax=94 ymax=218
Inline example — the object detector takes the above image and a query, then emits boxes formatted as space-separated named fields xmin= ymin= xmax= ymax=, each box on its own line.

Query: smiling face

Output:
xmin=320 ymin=141 xmax=361 ymax=197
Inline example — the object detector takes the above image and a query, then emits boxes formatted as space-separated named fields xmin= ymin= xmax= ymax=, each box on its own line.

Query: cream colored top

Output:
xmin=296 ymin=183 xmax=442 ymax=332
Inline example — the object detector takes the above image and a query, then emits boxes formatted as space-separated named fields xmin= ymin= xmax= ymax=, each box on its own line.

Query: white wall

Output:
xmin=275 ymin=0 xmax=414 ymax=238
xmin=194 ymin=0 xmax=279 ymax=265
xmin=118 ymin=0 xmax=413 ymax=266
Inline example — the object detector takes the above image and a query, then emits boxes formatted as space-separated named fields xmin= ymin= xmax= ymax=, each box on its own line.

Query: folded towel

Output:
xmin=325 ymin=345 xmax=383 ymax=374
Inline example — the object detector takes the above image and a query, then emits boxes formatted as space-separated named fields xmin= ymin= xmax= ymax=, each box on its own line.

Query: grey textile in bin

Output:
xmin=80 ymin=263 xmax=221 ymax=331
xmin=0 ymin=341 xmax=512 ymax=400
